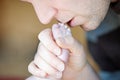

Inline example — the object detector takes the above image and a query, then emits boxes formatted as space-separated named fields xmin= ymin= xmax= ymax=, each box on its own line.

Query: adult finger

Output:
xmin=33 ymin=54 xmax=62 ymax=78
xmin=37 ymin=43 xmax=65 ymax=72
xmin=28 ymin=61 xmax=47 ymax=77
xmin=38 ymin=28 xmax=61 ymax=55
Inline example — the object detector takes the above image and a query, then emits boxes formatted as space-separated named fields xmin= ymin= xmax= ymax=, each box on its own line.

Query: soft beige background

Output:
xmin=0 ymin=0 xmax=96 ymax=78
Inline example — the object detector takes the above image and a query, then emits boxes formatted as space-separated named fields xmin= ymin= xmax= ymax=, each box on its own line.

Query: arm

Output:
xmin=62 ymin=63 xmax=99 ymax=80
xmin=27 ymin=24 xmax=100 ymax=80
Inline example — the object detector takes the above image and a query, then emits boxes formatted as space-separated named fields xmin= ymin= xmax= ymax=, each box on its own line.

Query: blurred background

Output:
xmin=0 ymin=0 xmax=90 ymax=80
xmin=0 ymin=0 xmax=120 ymax=80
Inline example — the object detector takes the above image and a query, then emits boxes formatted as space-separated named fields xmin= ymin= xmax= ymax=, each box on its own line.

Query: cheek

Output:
xmin=70 ymin=16 xmax=89 ymax=27
xmin=82 ymin=19 xmax=100 ymax=31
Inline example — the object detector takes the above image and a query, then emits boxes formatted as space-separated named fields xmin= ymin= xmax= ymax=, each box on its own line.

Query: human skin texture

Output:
xmin=27 ymin=23 xmax=84 ymax=79
xmin=22 ymin=0 xmax=111 ymax=31
xmin=27 ymin=23 xmax=72 ymax=80
xmin=27 ymin=23 xmax=99 ymax=80
xmin=52 ymin=23 xmax=71 ymax=63
xmin=21 ymin=0 xmax=111 ymax=79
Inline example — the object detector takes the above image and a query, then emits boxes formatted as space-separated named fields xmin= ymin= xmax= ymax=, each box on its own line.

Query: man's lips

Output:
xmin=56 ymin=17 xmax=77 ymax=27
xmin=66 ymin=18 xmax=76 ymax=27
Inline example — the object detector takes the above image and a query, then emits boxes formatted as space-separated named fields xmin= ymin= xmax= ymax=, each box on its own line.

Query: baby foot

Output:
xmin=52 ymin=23 xmax=72 ymax=62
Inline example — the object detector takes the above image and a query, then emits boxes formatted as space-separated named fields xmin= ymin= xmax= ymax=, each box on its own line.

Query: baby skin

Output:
xmin=26 ymin=23 xmax=87 ymax=80
xmin=52 ymin=23 xmax=71 ymax=63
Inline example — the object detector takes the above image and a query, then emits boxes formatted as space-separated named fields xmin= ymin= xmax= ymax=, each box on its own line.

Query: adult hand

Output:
xmin=28 ymin=27 xmax=86 ymax=79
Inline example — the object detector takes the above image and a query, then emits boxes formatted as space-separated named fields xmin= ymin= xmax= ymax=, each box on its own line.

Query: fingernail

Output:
xmin=56 ymin=72 xmax=62 ymax=78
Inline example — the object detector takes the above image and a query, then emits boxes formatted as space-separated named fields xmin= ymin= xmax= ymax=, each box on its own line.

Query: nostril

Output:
xmin=40 ymin=7 xmax=57 ymax=24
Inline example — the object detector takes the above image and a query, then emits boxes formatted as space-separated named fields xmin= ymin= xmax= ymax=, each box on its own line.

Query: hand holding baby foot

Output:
xmin=28 ymin=28 xmax=64 ymax=80
xmin=27 ymin=23 xmax=87 ymax=80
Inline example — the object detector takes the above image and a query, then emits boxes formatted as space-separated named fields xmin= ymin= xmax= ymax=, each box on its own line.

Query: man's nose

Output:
xmin=30 ymin=1 xmax=57 ymax=24
xmin=35 ymin=7 xmax=57 ymax=24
